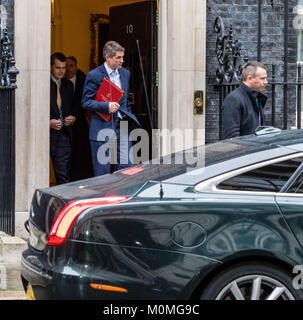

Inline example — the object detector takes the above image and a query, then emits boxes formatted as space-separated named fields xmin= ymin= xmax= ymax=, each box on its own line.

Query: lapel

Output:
xmin=50 ymin=79 xmax=59 ymax=116
xmin=60 ymin=79 xmax=67 ymax=112
xmin=100 ymin=64 xmax=109 ymax=81
xmin=118 ymin=68 xmax=126 ymax=91
xmin=75 ymin=76 xmax=80 ymax=93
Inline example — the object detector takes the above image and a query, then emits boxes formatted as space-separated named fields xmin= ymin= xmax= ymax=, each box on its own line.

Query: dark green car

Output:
xmin=21 ymin=128 xmax=303 ymax=300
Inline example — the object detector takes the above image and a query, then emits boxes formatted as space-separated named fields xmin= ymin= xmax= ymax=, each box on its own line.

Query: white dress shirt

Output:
xmin=104 ymin=63 xmax=123 ymax=119
xmin=104 ymin=63 xmax=122 ymax=89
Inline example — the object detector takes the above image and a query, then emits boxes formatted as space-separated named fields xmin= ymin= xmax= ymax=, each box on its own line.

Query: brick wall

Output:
xmin=206 ymin=0 xmax=298 ymax=143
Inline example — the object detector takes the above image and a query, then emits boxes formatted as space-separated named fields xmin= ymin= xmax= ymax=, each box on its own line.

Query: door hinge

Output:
xmin=155 ymin=71 xmax=159 ymax=87
xmin=156 ymin=11 xmax=159 ymax=26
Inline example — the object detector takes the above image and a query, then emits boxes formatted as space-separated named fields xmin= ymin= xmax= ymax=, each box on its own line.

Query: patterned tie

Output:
xmin=111 ymin=70 xmax=117 ymax=83
xmin=56 ymin=80 xmax=64 ymax=126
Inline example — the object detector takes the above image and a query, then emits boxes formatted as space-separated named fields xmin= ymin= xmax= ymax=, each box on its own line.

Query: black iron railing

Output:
xmin=0 ymin=26 xmax=18 ymax=236
xmin=214 ymin=7 xmax=301 ymax=140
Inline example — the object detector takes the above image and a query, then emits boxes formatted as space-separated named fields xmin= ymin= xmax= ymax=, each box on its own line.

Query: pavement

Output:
xmin=0 ymin=290 xmax=26 ymax=300
xmin=0 ymin=231 xmax=28 ymax=300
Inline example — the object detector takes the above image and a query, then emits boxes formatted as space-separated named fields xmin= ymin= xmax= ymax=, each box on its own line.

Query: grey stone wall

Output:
xmin=206 ymin=0 xmax=298 ymax=143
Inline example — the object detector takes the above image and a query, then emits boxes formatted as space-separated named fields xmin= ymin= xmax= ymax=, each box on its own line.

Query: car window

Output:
xmin=287 ymin=170 xmax=303 ymax=193
xmin=217 ymin=157 xmax=303 ymax=193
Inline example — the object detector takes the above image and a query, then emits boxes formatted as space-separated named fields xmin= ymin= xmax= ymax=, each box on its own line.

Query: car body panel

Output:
xmin=71 ymin=194 xmax=300 ymax=260
xmin=276 ymin=194 xmax=303 ymax=249
xmin=21 ymin=129 xmax=303 ymax=299
xmin=22 ymin=191 xmax=303 ymax=299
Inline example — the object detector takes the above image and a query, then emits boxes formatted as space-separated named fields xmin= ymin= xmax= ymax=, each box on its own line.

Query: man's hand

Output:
xmin=50 ymin=119 xmax=62 ymax=131
xmin=64 ymin=115 xmax=76 ymax=126
xmin=109 ymin=102 xmax=120 ymax=113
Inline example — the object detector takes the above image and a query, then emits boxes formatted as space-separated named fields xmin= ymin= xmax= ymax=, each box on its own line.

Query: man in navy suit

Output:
xmin=50 ymin=52 xmax=76 ymax=184
xmin=82 ymin=41 xmax=140 ymax=176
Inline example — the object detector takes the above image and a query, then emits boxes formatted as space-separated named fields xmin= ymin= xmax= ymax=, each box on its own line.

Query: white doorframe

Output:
xmin=157 ymin=0 xmax=206 ymax=156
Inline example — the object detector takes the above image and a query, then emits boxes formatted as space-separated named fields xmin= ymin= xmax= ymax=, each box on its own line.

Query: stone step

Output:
xmin=0 ymin=290 xmax=26 ymax=300
xmin=0 ymin=232 xmax=27 ymax=264
xmin=0 ymin=232 xmax=27 ymax=291
xmin=0 ymin=263 xmax=24 ymax=291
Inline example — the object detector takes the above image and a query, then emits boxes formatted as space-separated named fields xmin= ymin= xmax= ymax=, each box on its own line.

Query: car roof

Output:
xmin=163 ymin=129 xmax=303 ymax=185
xmin=232 ymin=129 xmax=303 ymax=150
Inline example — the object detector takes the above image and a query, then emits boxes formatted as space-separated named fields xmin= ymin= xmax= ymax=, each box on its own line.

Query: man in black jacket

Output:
xmin=222 ymin=61 xmax=267 ymax=139
xmin=50 ymin=52 xmax=76 ymax=184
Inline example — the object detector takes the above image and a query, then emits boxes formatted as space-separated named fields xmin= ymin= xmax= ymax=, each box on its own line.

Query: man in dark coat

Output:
xmin=82 ymin=41 xmax=140 ymax=176
xmin=50 ymin=52 xmax=76 ymax=184
xmin=222 ymin=61 xmax=268 ymax=139
xmin=66 ymin=56 xmax=93 ymax=181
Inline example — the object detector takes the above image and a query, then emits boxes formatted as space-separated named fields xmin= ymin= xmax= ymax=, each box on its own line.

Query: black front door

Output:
xmin=109 ymin=0 xmax=158 ymax=159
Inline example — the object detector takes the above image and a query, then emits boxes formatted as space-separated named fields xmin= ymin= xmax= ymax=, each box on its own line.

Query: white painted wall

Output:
xmin=15 ymin=0 xmax=51 ymax=214
xmin=158 ymin=0 xmax=206 ymax=155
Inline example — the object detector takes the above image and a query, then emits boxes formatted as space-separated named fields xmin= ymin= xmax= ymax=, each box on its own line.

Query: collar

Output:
xmin=104 ymin=63 xmax=119 ymax=76
xmin=240 ymin=82 xmax=258 ymax=97
xmin=51 ymin=75 xmax=60 ymax=84
xmin=240 ymin=82 xmax=267 ymax=104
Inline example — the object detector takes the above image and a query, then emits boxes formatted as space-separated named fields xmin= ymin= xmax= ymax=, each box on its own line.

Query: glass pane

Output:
xmin=288 ymin=171 xmax=303 ymax=193
xmin=218 ymin=157 xmax=303 ymax=192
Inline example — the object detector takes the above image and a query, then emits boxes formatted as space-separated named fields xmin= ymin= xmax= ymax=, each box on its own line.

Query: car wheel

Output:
xmin=200 ymin=262 xmax=303 ymax=300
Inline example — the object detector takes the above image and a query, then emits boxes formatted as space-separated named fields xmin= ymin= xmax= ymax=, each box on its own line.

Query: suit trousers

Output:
xmin=90 ymin=119 xmax=133 ymax=176
xmin=50 ymin=130 xmax=72 ymax=184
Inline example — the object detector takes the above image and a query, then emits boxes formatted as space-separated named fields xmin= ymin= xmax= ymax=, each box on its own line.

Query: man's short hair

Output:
xmin=241 ymin=61 xmax=267 ymax=81
xmin=103 ymin=41 xmax=125 ymax=59
xmin=66 ymin=56 xmax=77 ymax=64
xmin=51 ymin=52 xmax=66 ymax=66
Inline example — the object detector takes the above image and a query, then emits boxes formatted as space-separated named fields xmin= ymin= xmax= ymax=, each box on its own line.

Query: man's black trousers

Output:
xmin=50 ymin=130 xmax=71 ymax=185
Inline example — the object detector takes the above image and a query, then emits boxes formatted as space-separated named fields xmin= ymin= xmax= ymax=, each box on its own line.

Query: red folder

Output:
xmin=94 ymin=77 xmax=124 ymax=121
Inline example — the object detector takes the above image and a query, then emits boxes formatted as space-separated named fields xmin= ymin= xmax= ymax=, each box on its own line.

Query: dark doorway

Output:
xmin=98 ymin=23 xmax=109 ymax=66
xmin=109 ymin=0 xmax=158 ymax=159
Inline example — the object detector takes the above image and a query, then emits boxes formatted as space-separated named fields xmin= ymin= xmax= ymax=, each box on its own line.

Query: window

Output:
xmin=217 ymin=157 xmax=303 ymax=193
xmin=287 ymin=172 xmax=303 ymax=193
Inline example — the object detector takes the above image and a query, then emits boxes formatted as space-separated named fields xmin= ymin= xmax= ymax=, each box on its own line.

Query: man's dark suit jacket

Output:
xmin=81 ymin=64 xmax=140 ymax=141
xmin=73 ymin=69 xmax=86 ymax=123
xmin=50 ymin=78 xmax=75 ymax=136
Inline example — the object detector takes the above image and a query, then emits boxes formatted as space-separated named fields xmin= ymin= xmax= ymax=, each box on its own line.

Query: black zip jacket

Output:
xmin=222 ymin=82 xmax=267 ymax=139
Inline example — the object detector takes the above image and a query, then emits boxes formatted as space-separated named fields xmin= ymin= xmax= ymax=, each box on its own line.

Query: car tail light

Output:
xmin=47 ymin=196 xmax=132 ymax=246
xmin=121 ymin=167 xmax=145 ymax=175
